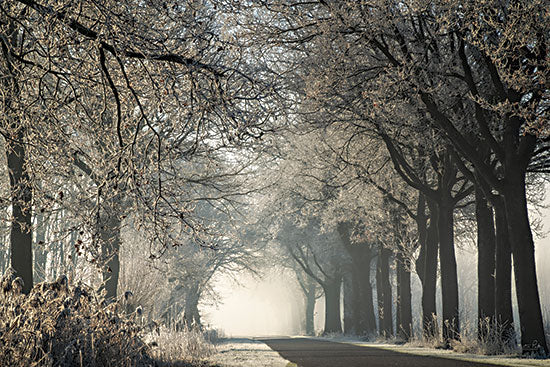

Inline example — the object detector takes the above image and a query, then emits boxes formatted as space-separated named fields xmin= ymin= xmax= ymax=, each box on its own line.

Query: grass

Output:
xmin=145 ymin=326 xmax=216 ymax=366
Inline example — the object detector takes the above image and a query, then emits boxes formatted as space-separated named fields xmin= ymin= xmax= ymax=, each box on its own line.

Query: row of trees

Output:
xmin=237 ymin=0 xmax=549 ymax=355
xmin=1 ymin=0 xmax=548 ymax=356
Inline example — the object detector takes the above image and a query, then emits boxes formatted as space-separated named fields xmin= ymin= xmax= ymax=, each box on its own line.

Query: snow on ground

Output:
xmin=313 ymin=336 xmax=550 ymax=367
xmin=207 ymin=338 xmax=291 ymax=367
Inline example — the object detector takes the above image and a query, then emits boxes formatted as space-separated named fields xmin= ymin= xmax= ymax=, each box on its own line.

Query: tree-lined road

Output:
xmin=261 ymin=338 xmax=507 ymax=367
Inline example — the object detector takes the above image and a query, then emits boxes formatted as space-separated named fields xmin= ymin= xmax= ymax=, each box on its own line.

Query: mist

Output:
xmin=203 ymin=192 xmax=550 ymax=339
xmin=204 ymin=270 xmax=303 ymax=337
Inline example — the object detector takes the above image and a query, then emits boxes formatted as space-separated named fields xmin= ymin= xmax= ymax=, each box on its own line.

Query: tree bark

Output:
xmin=422 ymin=200 xmax=439 ymax=339
xmin=33 ymin=209 xmax=47 ymax=283
xmin=415 ymin=193 xmax=428 ymax=286
xmin=493 ymin=197 xmax=515 ymax=344
xmin=184 ymin=283 xmax=202 ymax=327
xmin=396 ymin=261 xmax=401 ymax=334
xmin=7 ymin=129 xmax=33 ymax=294
xmin=337 ymin=223 xmax=376 ymax=336
xmin=2 ymin=19 xmax=33 ymax=295
xmin=438 ymin=200 xmax=459 ymax=343
xmin=322 ymin=276 xmax=342 ymax=334
xmin=99 ymin=199 xmax=121 ymax=301
xmin=355 ymin=248 xmax=377 ymax=336
xmin=475 ymin=188 xmax=496 ymax=339
xmin=502 ymin=174 xmax=548 ymax=354
xmin=343 ymin=271 xmax=354 ymax=334
xmin=376 ymin=246 xmax=393 ymax=338
xmin=360 ymin=258 xmax=377 ymax=335
xmin=305 ymin=279 xmax=316 ymax=335
xmin=397 ymin=253 xmax=412 ymax=340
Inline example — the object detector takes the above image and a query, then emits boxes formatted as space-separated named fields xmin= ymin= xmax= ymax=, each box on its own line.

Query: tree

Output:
xmin=1 ymin=0 xmax=274 ymax=296
xmin=238 ymin=0 xmax=548 ymax=353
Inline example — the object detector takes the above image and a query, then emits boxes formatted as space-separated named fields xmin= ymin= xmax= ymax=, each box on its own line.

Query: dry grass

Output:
xmin=145 ymin=326 xmax=216 ymax=366
xmin=0 ymin=268 xmax=216 ymax=367
xmin=407 ymin=317 xmax=520 ymax=356
xmin=0 ymin=268 xmax=154 ymax=366
xmin=450 ymin=318 xmax=519 ymax=356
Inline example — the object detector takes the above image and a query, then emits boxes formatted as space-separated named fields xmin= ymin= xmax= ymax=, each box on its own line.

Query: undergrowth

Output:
xmin=408 ymin=317 xmax=520 ymax=356
xmin=449 ymin=318 xmax=518 ymax=356
xmin=145 ymin=326 xmax=216 ymax=365
xmin=0 ymin=268 xmax=215 ymax=366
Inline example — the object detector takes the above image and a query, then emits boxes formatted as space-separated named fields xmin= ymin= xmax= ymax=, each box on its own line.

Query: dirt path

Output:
xmin=260 ymin=337 xmax=510 ymax=367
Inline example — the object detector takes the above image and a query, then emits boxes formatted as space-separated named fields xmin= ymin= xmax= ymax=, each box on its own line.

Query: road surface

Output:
xmin=260 ymin=337 xmax=507 ymax=367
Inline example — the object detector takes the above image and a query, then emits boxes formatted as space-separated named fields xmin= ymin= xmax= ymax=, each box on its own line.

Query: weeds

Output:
xmin=450 ymin=318 xmax=518 ymax=356
xmin=0 ymin=269 xmax=153 ymax=366
xmin=407 ymin=316 xmax=521 ymax=356
xmin=145 ymin=326 xmax=216 ymax=365
xmin=0 ymin=268 xmax=216 ymax=366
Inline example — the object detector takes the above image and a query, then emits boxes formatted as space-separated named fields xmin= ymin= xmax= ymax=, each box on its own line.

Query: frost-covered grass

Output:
xmin=0 ymin=268 xmax=218 ymax=367
xmin=347 ymin=342 xmax=550 ymax=367
xmin=144 ymin=326 xmax=217 ymax=366
xmin=0 ymin=268 xmax=154 ymax=366
xmin=207 ymin=338 xmax=290 ymax=367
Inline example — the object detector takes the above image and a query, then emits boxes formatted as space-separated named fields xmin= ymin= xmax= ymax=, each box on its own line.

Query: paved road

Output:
xmin=260 ymin=338 xmax=506 ymax=367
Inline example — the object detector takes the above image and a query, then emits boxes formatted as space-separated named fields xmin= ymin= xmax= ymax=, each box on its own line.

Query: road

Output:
xmin=260 ymin=337 xmax=507 ymax=367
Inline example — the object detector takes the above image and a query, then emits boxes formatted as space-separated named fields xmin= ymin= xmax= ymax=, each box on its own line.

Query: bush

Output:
xmin=0 ymin=268 xmax=154 ymax=367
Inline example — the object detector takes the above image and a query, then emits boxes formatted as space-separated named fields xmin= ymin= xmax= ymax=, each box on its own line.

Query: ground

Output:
xmin=207 ymin=338 xmax=290 ymax=367
xmin=206 ymin=337 xmax=550 ymax=367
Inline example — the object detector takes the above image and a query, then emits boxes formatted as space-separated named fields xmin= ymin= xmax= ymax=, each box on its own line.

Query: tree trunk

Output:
xmin=396 ymin=260 xmax=401 ymax=333
xmin=358 ymin=249 xmax=377 ymax=335
xmin=502 ymin=175 xmax=548 ymax=354
xmin=99 ymin=203 xmax=121 ymax=301
xmin=33 ymin=208 xmax=47 ymax=283
xmin=323 ymin=276 xmax=342 ymax=334
xmin=475 ymin=188 xmax=496 ymax=339
xmin=7 ymin=128 xmax=33 ymax=295
xmin=438 ymin=200 xmax=460 ymax=343
xmin=415 ymin=193 xmax=428 ymax=286
xmin=493 ymin=196 xmax=515 ymax=344
xmin=376 ymin=246 xmax=393 ymax=338
xmin=336 ymin=224 xmax=376 ymax=336
xmin=422 ymin=200 xmax=439 ymax=338
xmin=184 ymin=284 xmax=202 ymax=328
xmin=305 ymin=280 xmax=316 ymax=335
xmin=343 ymin=271 xmax=354 ymax=334
xmin=397 ymin=253 xmax=412 ymax=340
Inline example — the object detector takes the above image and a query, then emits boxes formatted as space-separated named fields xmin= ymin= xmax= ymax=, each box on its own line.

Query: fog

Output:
xmin=204 ymin=192 xmax=550 ymax=338
xmin=203 ymin=271 xmax=303 ymax=336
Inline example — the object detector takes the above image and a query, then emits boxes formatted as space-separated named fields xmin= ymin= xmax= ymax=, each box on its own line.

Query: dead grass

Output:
xmin=450 ymin=321 xmax=518 ymax=356
xmin=407 ymin=317 xmax=520 ymax=356
xmin=0 ymin=268 xmax=216 ymax=366
xmin=145 ymin=326 xmax=216 ymax=365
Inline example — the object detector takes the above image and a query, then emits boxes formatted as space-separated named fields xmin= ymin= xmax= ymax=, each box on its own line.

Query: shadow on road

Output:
xmin=260 ymin=337 xmax=509 ymax=367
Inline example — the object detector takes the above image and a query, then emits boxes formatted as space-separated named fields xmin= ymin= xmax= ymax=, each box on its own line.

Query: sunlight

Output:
xmin=204 ymin=272 xmax=302 ymax=336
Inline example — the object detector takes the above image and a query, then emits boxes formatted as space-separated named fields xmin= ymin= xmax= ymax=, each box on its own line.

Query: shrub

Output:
xmin=0 ymin=268 xmax=154 ymax=367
